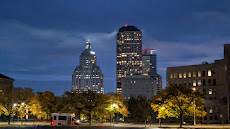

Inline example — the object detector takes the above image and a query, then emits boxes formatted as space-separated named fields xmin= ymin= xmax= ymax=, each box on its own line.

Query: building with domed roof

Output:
xmin=72 ymin=41 xmax=104 ymax=94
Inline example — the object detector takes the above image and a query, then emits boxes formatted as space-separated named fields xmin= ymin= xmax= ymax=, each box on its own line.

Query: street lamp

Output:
xmin=20 ymin=102 xmax=25 ymax=125
xmin=192 ymin=88 xmax=196 ymax=126
xmin=13 ymin=103 xmax=17 ymax=107
xmin=158 ymin=103 xmax=164 ymax=128
xmin=110 ymin=103 xmax=117 ymax=126
xmin=112 ymin=104 xmax=117 ymax=108
xmin=13 ymin=103 xmax=18 ymax=123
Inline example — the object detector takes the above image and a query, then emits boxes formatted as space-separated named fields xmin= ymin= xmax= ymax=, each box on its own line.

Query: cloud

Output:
xmin=143 ymin=35 xmax=229 ymax=89
xmin=0 ymin=20 xmax=118 ymax=95
xmin=0 ymin=20 xmax=116 ymax=79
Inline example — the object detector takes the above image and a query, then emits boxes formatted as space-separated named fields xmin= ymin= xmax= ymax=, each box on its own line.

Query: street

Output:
xmin=1 ymin=122 xmax=230 ymax=128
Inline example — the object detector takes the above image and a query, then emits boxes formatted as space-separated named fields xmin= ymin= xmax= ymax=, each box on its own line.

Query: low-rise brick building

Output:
xmin=166 ymin=44 xmax=230 ymax=124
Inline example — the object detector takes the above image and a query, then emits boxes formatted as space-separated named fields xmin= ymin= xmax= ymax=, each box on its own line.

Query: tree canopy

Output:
xmin=151 ymin=85 xmax=206 ymax=128
xmin=127 ymin=96 xmax=153 ymax=122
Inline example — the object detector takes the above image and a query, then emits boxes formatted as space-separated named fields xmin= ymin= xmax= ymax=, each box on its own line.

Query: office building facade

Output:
xmin=166 ymin=44 xmax=230 ymax=124
xmin=142 ymin=49 xmax=157 ymax=75
xmin=72 ymin=41 xmax=104 ymax=94
xmin=116 ymin=26 xmax=142 ymax=94
xmin=122 ymin=73 xmax=162 ymax=100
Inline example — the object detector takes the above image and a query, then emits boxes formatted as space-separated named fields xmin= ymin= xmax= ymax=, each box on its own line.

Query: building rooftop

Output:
xmin=167 ymin=59 xmax=224 ymax=69
xmin=119 ymin=26 xmax=140 ymax=32
xmin=0 ymin=73 xmax=14 ymax=80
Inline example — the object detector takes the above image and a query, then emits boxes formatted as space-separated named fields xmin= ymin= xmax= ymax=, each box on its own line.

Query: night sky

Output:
xmin=1 ymin=0 xmax=230 ymax=96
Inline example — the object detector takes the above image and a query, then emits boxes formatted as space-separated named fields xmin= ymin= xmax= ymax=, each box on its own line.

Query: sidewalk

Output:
xmin=0 ymin=122 xmax=50 ymax=127
xmin=82 ymin=122 xmax=230 ymax=128
xmin=1 ymin=122 xmax=230 ymax=128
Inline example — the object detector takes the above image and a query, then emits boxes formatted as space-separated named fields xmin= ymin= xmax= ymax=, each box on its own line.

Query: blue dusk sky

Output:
xmin=1 ymin=0 xmax=230 ymax=96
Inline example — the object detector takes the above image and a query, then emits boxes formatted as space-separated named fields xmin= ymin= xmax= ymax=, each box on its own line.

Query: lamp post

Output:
xmin=159 ymin=103 xmax=162 ymax=128
xmin=13 ymin=103 xmax=17 ymax=124
xmin=110 ymin=103 xmax=117 ymax=126
xmin=21 ymin=102 xmax=25 ymax=125
xmin=192 ymin=88 xmax=196 ymax=126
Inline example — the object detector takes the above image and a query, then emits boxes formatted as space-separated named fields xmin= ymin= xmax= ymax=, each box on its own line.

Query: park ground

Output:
xmin=1 ymin=122 xmax=230 ymax=128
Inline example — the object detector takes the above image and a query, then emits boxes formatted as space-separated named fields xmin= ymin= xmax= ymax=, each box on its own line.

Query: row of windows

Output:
xmin=170 ymin=79 xmax=216 ymax=86
xmin=204 ymin=107 xmax=217 ymax=114
xmin=202 ymin=88 xmax=217 ymax=95
xmin=0 ymin=81 xmax=12 ymax=85
xmin=204 ymin=116 xmax=218 ymax=120
xmin=53 ymin=116 xmax=67 ymax=120
xmin=170 ymin=70 xmax=214 ymax=79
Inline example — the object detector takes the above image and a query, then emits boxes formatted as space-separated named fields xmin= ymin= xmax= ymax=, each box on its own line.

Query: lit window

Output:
xmin=170 ymin=74 xmax=173 ymax=79
xmin=179 ymin=73 xmax=182 ymax=78
xmin=208 ymin=70 xmax=212 ymax=76
xmin=193 ymin=72 xmax=196 ymax=77
xmin=198 ymin=80 xmax=201 ymax=86
xmin=134 ymin=80 xmax=136 ymax=83
xmin=209 ymin=107 xmax=214 ymax=113
xmin=209 ymin=89 xmax=212 ymax=94
xmin=188 ymin=72 xmax=191 ymax=77
xmin=174 ymin=73 xmax=177 ymax=78
xmin=198 ymin=71 xmax=201 ymax=77
xmin=183 ymin=73 xmax=186 ymax=78
xmin=193 ymin=80 xmax=196 ymax=86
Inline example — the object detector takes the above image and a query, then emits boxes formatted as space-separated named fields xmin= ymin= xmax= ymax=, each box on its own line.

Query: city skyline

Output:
xmin=1 ymin=0 xmax=230 ymax=96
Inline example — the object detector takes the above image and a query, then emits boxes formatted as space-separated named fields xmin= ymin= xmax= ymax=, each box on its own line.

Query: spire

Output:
xmin=85 ymin=41 xmax=91 ymax=49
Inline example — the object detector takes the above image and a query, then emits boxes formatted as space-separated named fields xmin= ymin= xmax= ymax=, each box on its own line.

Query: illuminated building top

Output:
xmin=72 ymin=41 xmax=104 ymax=94
xmin=119 ymin=26 xmax=140 ymax=32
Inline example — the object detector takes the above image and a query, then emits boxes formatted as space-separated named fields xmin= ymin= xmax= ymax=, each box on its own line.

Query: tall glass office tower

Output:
xmin=116 ymin=26 xmax=142 ymax=94
xmin=72 ymin=41 xmax=104 ymax=94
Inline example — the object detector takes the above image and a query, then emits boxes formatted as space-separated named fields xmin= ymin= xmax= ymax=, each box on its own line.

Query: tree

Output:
xmin=128 ymin=96 xmax=153 ymax=122
xmin=151 ymin=85 xmax=206 ymax=128
xmin=29 ymin=94 xmax=47 ymax=119
xmin=38 ymin=91 xmax=58 ymax=123
xmin=81 ymin=90 xmax=102 ymax=125
xmin=0 ymin=85 xmax=13 ymax=124
xmin=12 ymin=87 xmax=34 ymax=104
xmin=62 ymin=91 xmax=85 ymax=118
xmin=105 ymin=93 xmax=129 ymax=124
xmin=0 ymin=87 xmax=34 ymax=124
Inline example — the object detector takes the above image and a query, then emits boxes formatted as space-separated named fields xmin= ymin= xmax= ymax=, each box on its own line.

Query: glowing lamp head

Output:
xmin=112 ymin=103 xmax=117 ymax=108
xmin=125 ymin=24 xmax=127 ymax=27
xmin=21 ymin=102 xmax=25 ymax=105
xmin=13 ymin=103 xmax=17 ymax=107
xmin=192 ymin=88 xmax=196 ymax=91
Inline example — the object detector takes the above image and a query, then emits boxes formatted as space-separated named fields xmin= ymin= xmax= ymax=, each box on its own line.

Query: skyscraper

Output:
xmin=116 ymin=26 xmax=142 ymax=94
xmin=142 ymin=49 xmax=157 ymax=75
xmin=72 ymin=41 xmax=104 ymax=94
